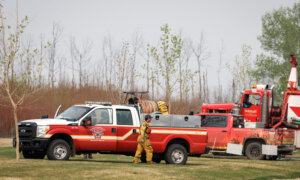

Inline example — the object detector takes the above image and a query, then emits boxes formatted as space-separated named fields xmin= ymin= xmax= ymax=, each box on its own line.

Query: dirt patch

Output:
xmin=0 ymin=138 xmax=12 ymax=147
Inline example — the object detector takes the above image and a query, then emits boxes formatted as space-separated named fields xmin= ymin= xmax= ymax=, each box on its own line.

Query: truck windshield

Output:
xmin=56 ymin=106 xmax=92 ymax=121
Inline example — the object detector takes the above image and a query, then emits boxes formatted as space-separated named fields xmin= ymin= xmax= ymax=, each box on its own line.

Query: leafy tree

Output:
xmin=227 ymin=44 xmax=253 ymax=101
xmin=253 ymin=2 xmax=300 ymax=102
xmin=0 ymin=4 xmax=43 ymax=160
xmin=148 ymin=24 xmax=183 ymax=112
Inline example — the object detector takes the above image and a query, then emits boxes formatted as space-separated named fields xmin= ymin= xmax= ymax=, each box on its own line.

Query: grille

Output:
xmin=18 ymin=122 xmax=37 ymax=138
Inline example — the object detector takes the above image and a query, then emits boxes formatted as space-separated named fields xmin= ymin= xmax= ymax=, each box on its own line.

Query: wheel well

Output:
xmin=50 ymin=134 xmax=75 ymax=156
xmin=166 ymin=138 xmax=190 ymax=153
xmin=243 ymin=138 xmax=266 ymax=154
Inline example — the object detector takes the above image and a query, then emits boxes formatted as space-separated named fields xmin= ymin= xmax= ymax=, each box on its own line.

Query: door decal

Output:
xmin=90 ymin=127 xmax=105 ymax=140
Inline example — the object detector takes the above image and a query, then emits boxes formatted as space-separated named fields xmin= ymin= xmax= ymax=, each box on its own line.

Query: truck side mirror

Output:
xmin=81 ymin=116 xmax=92 ymax=126
xmin=41 ymin=115 xmax=48 ymax=119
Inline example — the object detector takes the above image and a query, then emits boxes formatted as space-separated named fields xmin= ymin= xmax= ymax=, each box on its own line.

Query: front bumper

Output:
xmin=13 ymin=138 xmax=49 ymax=151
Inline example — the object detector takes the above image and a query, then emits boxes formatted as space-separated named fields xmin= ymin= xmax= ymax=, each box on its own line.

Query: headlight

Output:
xmin=36 ymin=125 xmax=50 ymax=138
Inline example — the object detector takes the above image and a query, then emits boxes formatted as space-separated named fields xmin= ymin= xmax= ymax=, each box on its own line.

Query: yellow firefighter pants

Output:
xmin=133 ymin=138 xmax=153 ymax=163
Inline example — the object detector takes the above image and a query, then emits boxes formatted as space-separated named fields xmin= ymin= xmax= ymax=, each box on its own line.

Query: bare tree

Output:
xmin=129 ymin=31 xmax=143 ymax=91
xmin=192 ymin=32 xmax=210 ymax=101
xmin=116 ymin=41 xmax=131 ymax=102
xmin=180 ymin=38 xmax=196 ymax=102
xmin=70 ymin=37 xmax=92 ymax=88
xmin=217 ymin=40 xmax=224 ymax=102
xmin=46 ymin=22 xmax=63 ymax=88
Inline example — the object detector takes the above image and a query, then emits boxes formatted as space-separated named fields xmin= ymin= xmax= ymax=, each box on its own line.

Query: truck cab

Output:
xmin=202 ymin=84 xmax=275 ymax=126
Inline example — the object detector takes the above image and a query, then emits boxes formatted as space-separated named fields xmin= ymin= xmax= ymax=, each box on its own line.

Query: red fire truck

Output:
xmin=196 ymin=53 xmax=300 ymax=159
xmin=14 ymin=102 xmax=208 ymax=164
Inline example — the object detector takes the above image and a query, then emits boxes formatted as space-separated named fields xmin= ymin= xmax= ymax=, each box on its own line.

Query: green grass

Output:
xmin=0 ymin=147 xmax=300 ymax=180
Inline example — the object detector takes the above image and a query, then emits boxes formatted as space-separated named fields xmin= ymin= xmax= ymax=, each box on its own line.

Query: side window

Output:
xmin=87 ymin=108 xmax=113 ymax=125
xmin=243 ymin=94 xmax=260 ymax=108
xmin=116 ymin=109 xmax=133 ymax=125
xmin=201 ymin=115 xmax=228 ymax=127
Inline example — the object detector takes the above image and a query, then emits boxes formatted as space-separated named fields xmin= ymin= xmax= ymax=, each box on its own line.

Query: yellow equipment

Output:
xmin=157 ymin=101 xmax=169 ymax=115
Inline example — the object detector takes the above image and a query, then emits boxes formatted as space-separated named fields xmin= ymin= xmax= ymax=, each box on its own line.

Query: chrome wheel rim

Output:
xmin=54 ymin=144 xmax=67 ymax=159
xmin=171 ymin=149 xmax=184 ymax=163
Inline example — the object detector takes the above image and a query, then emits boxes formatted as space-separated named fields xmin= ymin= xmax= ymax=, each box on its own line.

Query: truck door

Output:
xmin=201 ymin=115 xmax=230 ymax=150
xmin=242 ymin=94 xmax=261 ymax=122
xmin=116 ymin=109 xmax=139 ymax=152
xmin=78 ymin=108 xmax=117 ymax=151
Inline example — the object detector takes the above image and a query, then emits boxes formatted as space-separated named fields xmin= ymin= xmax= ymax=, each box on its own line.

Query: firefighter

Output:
xmin=133 ymin=114 xmax=153 ymax=164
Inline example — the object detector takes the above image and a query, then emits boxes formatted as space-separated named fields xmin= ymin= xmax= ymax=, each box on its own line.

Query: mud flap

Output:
xmin=226 ymin=143 xmax=243 ymax=155
xmin=296 ymin=130 xmax=300 ymax=148
xmin=262 ymin=145 xmax=277 ymax=156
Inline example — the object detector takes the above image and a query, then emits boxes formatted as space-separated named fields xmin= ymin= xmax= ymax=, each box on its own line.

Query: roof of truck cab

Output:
xmin=73 ymin=104 xmax=137 ymax=110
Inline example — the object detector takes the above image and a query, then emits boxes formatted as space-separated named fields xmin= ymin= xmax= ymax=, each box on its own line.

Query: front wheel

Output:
xmin=245 ymin=142 xmax=266 ymax=160
xmin=164 ymin=144 xmax=187 ymax=165
xmin=47 ymin=139 xmax=71 ymax=160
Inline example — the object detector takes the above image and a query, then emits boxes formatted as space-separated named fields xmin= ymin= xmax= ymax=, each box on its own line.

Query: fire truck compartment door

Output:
xmin=226 ymin=143 xmax=243 ymax=155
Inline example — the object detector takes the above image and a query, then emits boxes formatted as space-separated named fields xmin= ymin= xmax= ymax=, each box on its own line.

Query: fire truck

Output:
xmin=13 ymin=102 xmax=208 ymax=164
xmin=196 ymin=53 xmax=300 ymax=159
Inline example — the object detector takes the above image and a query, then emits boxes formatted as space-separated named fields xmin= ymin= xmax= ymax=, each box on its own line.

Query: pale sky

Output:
xmin=2 ymin=0 xmax=299 ymax=96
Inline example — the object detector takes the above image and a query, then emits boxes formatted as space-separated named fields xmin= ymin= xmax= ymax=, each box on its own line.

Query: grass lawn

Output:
xmin=0 ymin=139 xmax=300 ymax=180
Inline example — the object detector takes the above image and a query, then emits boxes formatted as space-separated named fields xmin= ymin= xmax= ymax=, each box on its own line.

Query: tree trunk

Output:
xmin=13 ymin=107 xmax=20 ymax=160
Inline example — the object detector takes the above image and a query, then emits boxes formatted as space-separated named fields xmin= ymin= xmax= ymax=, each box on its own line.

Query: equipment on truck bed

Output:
xmin=123 ymin=91 xmax=169 ymax=115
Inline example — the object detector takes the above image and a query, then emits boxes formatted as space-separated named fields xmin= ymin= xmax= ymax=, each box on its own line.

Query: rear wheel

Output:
xmin=47 ymin=139 xmax=71 ymax=160
xmin=22 ymin=150 xmax=45 ymax=159
xmin=245 ymin=142 xmax=266 ymax=160
xmin=164 ymin=144 xmax=187 ymax=164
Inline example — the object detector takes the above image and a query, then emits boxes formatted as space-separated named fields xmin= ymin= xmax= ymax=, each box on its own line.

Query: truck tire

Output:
xmin=245 ymin=142 xmax=266 ymax=160
xmin=164 ymin=144 xmax=187 ymax=165
xmin=22 ymin=150 xmax=45 ymax=159
xmin=47 ymin=139 xmax=71 ymax=160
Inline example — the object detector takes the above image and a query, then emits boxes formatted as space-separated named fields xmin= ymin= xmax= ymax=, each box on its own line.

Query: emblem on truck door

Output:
xmin=90 ymin=127 xmax=105 ymax=140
